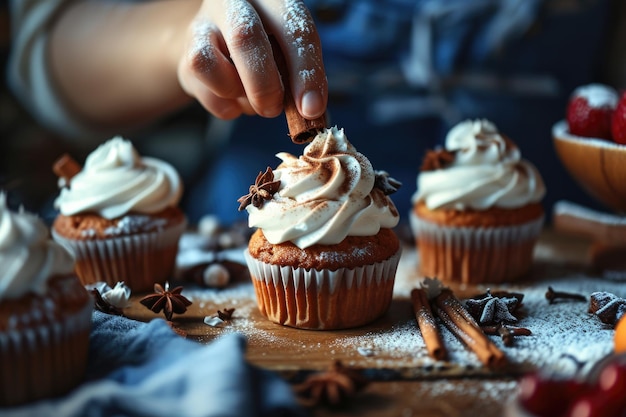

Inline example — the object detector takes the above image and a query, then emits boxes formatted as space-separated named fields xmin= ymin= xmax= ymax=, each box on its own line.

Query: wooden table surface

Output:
xmin=124 ymin=228 xmax=607 ymax=417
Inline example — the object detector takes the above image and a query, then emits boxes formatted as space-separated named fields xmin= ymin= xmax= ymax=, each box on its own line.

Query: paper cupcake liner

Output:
xmin=53 ymin=220 xmax=186 ymax=292
xmin=0 ymin=300 xmax=92 ymax=406
xmin=244 ymin=249 xmax=401 ymax=330
xmin=410 ymin=211 xmax=544 ymax=284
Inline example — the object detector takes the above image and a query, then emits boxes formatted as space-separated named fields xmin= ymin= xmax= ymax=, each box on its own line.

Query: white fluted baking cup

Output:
xmin=52 ymin=219 xmax=186 ymax=291
xmin=244 ymin=248 xmax=401 ymax=329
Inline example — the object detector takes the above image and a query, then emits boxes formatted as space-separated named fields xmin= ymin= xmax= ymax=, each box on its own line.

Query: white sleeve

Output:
xmin=7 ymin=0 xmax=102 ymax=141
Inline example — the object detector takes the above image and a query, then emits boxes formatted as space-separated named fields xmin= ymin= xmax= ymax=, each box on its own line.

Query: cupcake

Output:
xmin=0 ymin=194 xmax=92 ymax=406
xmin=239 ymin=127 xmax=402 ymax=330
xmin=52 ymin=136 xmax=186 ymax=292
xmin=410 ymin=119 xmax=546 ymax=284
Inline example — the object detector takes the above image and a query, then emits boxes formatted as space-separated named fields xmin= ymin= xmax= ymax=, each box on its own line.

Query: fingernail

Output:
xmin=260 ymin=104 xmax=282 ymax=118
xmin=301 ymin=90 xmax=324 ymax=118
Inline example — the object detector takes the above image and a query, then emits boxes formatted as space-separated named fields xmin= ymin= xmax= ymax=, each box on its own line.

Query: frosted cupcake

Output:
xmin=239 ymin=127 xmax=402 ymax=330
xmin=0 ymin=194 xmax=92 ymax=406
xmin=411 ymin=119 xmax=546 ymax=284
xmin=52 ymin=137 xmax=186 ymax=292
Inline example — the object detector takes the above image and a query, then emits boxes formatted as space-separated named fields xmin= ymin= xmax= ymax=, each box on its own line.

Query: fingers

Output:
xmin=252 ymin=0 xmax=328 ymax=119
xmin=183 ymin=18 xmax=245 ymax=101
xmin=179 ymin=0 xmax=326 ymax=120
xmin=220 ymin=1 xmax=285 ymax=117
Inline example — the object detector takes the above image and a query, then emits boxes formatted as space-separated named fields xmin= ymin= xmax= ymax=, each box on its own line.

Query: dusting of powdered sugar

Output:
xmin=299 ymin=68 xmax=316 ymax=82
xmin=282 ymin=0 xmax=313 ymax=37
xmin=224 ymin=0 xmax=268 ymax=73
xmin=282 ymin=0 xmax=324 ymax=85
xmin=189 ymin=19 xmax=217 ymax=67
xmin=572 ymin=84 xmax=618 ymax=109
xmin=225 ymin=0 xmax=259 ymax=37
xmin=104 ymin=215 xmax=167 ymax=236
xmin=176 ymin=228 xmax=621 ymax=385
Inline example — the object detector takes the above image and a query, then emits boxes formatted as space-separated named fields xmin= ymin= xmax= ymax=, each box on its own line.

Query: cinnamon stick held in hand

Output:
xmin=269 ymin=36 xmax=327 ymax=144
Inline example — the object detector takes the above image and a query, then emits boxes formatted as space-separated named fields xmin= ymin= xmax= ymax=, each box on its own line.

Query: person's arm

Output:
xmin=48 ymin=0 xmax=328 ymax=132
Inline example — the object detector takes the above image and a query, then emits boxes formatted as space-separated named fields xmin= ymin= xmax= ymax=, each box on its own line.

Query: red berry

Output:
xmin=567 ymin=393 xmax=626 ymax=417
xmin=598 ymin=362 xmax=626 ymax=396
xmin=519 ymin=373 xmax=589 ymax=417
xmin=566 ymin=84 xmax=618 ymax=140
xmin=612 ymin=91 xmax=626 ymax=145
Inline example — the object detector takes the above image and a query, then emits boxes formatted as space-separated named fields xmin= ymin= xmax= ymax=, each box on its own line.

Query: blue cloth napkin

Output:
xmin=2 ymin=311 xmax=306 ymax=417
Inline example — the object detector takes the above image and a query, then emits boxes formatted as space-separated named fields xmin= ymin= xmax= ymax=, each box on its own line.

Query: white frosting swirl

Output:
xmin=0 ymin=194 xmax=75 ymax=301
xmin=413 ymin=120 xmax=545 ymax=210
xmin=246 ymin=127 xmax=399 ymax=249
xmin=54 ymin=136 xmax=183 ymax=219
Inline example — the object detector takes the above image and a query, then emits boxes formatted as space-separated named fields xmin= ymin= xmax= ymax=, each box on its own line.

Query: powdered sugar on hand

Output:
xmin=224 ymin=0 xmax=268 ymax=73
xmin=189 ymin=19 xmax=217 ymax=68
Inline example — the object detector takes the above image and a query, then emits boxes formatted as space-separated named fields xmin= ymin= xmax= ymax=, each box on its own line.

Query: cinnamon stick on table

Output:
xmin=269 ymin=36 xmax=327 ymax=144
xmin=410 ymin=288 xmax=447 ymax=361
xmin=433 ymin=289 xmax=507 ymax=369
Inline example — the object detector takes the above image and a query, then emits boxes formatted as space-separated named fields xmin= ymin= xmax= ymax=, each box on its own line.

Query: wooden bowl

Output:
xmin=553 ymin=120 xmax=626 ymax=214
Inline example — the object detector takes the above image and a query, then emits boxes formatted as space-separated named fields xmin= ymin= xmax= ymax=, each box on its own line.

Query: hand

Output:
xmin=177 ymin=0 xmax=327 ymax=120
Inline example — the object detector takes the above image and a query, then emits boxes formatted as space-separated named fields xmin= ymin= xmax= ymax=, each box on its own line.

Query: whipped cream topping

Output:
xmin=0 ymin=194 xmax=75 ymax=301
xmin=571 ymin=84 xmax=618 ymax=109
xmin=246 ymin=127 xmax=400 ymax=249
xmin=413 ymin=119 xmax=545 ymax=210
xmin=55 ymin=137 xmax=183 ymax=219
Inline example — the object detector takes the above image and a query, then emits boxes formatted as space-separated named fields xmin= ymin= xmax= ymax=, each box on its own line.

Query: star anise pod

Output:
xmin=293 ymin=360 xmax=369 ymax=407
xmin=139 ymin=282 xmax=192 ymax=321
xmin=420 ymin=148 xmax=456 ymax=171
xmin=217 ymin=307 xmax=236 ymax=321
xmin=589 ymin=291 xmax=626 ymax=326
xmin=237 ymin=167 xmax=281 ymax=211
xmin=374 ymin=170 xmax=401 ymax=195
xmin=91 ymin=288 xmax=125 ymax=316
xmin=464 ymin=290 xmax=522 ymax=325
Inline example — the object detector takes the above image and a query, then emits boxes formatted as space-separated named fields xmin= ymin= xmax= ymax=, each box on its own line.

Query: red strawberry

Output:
xmin=566 ymin=84 xmax=618 ymax=140
xmin=612 ymin=91 xmax=626 ymax=145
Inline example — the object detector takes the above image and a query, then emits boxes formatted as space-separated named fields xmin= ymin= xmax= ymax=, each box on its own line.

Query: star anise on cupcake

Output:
xmin=374 ymin=170 xmax=401 ymax=195
xmin=293 ymin=361 xmax=369 ymax=407
xmin=139 ymin=282 xmax=192 ymax=321
xmin=237 ymin=167 xmax=281 ymax=211
xmin=420 ymin=148 xmax=456 ymax=171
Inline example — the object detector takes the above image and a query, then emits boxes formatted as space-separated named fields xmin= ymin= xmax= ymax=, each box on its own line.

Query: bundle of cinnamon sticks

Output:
xmin=410 ymin=286 xmax=508 ymax=369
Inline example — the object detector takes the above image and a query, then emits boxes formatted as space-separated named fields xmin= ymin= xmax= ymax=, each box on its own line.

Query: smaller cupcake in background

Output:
xmin=0 ymin=193 xmax=92 ymax=407
xmin=411 ymin=119 xmax=546 ymax=284
xmin=52 ymin=136 xmax=187 ymax=292
xmin=239 ymin=126 xmax=402 ymax=330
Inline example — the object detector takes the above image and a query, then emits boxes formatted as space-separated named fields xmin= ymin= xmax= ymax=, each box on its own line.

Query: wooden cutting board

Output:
xmin=123 ymin=229 xmax=605 ymax=382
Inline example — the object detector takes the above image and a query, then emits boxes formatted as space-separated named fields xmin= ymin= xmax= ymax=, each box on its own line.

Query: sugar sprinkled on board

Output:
xmin=177 ymin=232 xmax=621 ymax=386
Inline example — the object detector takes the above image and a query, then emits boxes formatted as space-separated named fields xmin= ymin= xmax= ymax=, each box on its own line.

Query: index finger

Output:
xmin=252 ymin=0 xmax=328 ymax=119
xmin=214 ymin=0 xmax=285 ymax=117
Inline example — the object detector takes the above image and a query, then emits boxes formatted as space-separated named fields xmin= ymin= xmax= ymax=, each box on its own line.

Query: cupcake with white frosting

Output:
xmin=239 ymin=127 xmax=402 ymax=330
xmin=411 ymin=119 xmax=546 ymax=284
xmin=0 ymin=194 xmax=92 ymax=406
xmin=52 ymin=136 xmax=187 ymax=292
